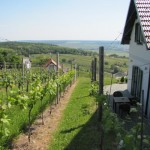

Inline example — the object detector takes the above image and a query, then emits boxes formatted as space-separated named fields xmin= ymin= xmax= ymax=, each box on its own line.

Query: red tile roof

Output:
xmin=136 ymin=0 xmax=150 ymax=49
xmin=121 ymin=0 xmax=150 ymax=49
xmin=44 ymin=58 xmax=61 ymax=68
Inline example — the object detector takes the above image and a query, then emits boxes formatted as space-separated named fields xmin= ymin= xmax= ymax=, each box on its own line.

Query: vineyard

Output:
xmin=0 ymin=66 xmax=75 ymax=149
xmin=1 ymin=45 xmax=149 ymax=149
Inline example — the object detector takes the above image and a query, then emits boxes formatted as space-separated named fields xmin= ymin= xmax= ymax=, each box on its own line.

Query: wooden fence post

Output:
xmin=74 ymin=64 xmax=77 ymax=81
xmin=71 ymin=61 xmax=73 ymax=70
xmin=99 ymin=47 xmax=104 ymax=95
xmin=91 ymin=60 xmax=94 ymax=82
xmin=4 ymin=61 xmax=6 ymax=71
xmin=78 ymin=65 xmax=80 ymax=77
xmin=56 ymin=52 xmax=59 ymax=104
xmin=109 ymin=72 xmax=113 ymax=105
xmin=94 ymin=57 xmax=97 ymax=81
xmin=99 ymin=46 xmax=104 ymax=150
xmin=22 ymin=58 xmax=25 ymax=90
xmin=98 ymin=47 xmax=104 ymax=121
xmin=62 ymin=63 xmax=64 ymax=74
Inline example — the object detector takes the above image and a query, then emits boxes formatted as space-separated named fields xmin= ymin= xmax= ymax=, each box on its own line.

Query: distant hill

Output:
xmin=19 ymin=40 xmax=129 ymax=52
xmin=0 ymin=41 xmax=97 ymax=57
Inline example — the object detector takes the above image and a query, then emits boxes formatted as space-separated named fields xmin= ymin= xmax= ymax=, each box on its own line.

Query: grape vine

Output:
xmin=0 ymin=68 xmax=75 ymax=148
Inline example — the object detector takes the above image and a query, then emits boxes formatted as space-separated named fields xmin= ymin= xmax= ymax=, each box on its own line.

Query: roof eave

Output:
xmin=121 ymin=0 xmax=137 ymax=45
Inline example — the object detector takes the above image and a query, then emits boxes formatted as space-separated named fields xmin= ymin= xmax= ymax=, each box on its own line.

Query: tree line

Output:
xmin=0 ymin=42 xmax=97 ymax=64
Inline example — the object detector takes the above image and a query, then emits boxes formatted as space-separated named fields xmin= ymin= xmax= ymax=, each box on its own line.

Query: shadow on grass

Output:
xmin=60 ymin=124 xmax=84 ymax=134
xmin=64 ymin=111 xmax=101 ymax=150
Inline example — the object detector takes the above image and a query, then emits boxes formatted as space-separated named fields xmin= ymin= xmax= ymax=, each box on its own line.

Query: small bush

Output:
xmin=61 ymin=58 xmax=66 ymax=63
xmin=124 ymin=77 xmax=128 ymax=83
xmin=89 ymin=81 xmax=98 ymax=96
xmin=120 ymin=76 xmax=124 ymax=83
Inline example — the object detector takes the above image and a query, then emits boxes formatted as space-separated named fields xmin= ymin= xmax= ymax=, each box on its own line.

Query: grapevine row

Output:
xmin=0 ymin=69 xmax=75 ymax=149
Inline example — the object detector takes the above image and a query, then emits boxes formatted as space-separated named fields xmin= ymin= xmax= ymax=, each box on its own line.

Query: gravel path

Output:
xmin=12 ymin=82 xmax=77 ymax=150
xmin=104 ymin=83 xmax=128 ymax=108
xmin=104 ymin=83 xmax=127 ymax=95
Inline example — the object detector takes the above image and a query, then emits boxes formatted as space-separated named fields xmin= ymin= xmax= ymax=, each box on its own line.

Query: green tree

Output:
xmin=61 ymin=58 xmax=66 ymax=63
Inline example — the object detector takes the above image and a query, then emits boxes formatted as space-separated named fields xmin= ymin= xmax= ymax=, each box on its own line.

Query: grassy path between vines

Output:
xmin=12 ymin=81 xmax=77 ymax=150
xmin=49 ymin=77 xmax=100 ymax=150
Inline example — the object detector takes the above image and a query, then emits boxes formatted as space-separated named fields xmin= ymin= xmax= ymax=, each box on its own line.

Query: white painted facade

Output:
xmin=23 ymin=57 xmax=31 ymax=69
xmin=128 ymin=19 xmax=150 ymax=118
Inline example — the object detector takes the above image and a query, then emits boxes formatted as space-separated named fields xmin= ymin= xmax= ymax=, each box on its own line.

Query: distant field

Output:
xmin=105 ymin=50 xmax=129 ymax=57
xmin=86 ymin=50 xmax=129 ymax=57
xmin=56 ymin=40 xmax=129 ymax=57
xmin=31 ymin=53 xmax=128 ymax=74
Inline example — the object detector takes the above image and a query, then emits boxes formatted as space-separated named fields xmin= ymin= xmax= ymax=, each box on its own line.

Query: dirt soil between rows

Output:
xmin=12 ymin=82 xmax=77 ymax=150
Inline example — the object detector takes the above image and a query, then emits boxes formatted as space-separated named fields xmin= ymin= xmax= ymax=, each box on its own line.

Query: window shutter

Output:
xmin=135 ymin=23 xmax=138 ymax=42
xmin=135 ymin=23 xmax=143 ymax=44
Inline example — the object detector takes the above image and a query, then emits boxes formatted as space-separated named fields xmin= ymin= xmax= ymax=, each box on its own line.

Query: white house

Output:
xmin=23 ymin=57 xmax=31 ymax=69
xmin=121 ymin=0 xmax=150 ymax=118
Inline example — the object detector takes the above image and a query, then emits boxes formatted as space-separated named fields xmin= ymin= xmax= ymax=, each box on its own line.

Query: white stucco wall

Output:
xmin=128 ymin=20 xmax=150 ymax=115
xmin=148 ymin=88 xmax=150 ymax=119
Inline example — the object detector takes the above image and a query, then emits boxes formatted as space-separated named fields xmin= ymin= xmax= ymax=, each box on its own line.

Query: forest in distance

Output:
xmin=0 ymin=41 xmax=129 ymax=66
xmin=0 ymin=41 xmax=96 ymax=64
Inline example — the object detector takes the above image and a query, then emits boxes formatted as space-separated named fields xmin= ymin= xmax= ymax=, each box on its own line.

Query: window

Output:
xmin=135 ymin=23 xmax=144 ymax=44
xmin=131 ymin=66 xmax=143 ymax=101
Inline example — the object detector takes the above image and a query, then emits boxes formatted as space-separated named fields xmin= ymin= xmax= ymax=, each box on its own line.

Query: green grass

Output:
xmin=31 ymin=53 xmax=128 ymax=73
xmin=104 ymin=72 xmax=117 ymax=85
xmin=49 ymin=77 xmax=101 ymax=150
xmin=1 ymin=94 xmax=55 ymax=149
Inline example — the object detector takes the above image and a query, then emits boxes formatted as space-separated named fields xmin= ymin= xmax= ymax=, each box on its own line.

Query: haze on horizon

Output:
xmin=0 ymin=0 xmax=130 ymax=41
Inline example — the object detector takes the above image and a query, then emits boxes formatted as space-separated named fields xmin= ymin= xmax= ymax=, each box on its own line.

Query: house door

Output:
xmin=131 ymin=66 xmax=143 ymax=101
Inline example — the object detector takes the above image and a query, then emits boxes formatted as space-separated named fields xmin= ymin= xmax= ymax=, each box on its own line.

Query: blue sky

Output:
xmin=0 ymin=0 xmax=130 ymax=41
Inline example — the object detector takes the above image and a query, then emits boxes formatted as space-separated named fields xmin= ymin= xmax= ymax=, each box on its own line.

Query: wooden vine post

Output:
xmin=109 ymin=72 xmax=113 ymax=105
xmin=94 ymin=57 xmax=97 ymax=81
xmin=91 ymin=57 xmax=97 ymax=82
xmin=91 ymin=60 xmax=94 ymax=82
xmin=99 ymin=46 xmax=104 ymax=150
xmin=62 ymin=63 xmax=64 ymax=75
xmin=56 ymin=52 xmax=59 ymax=104
xmin=22 ymin=57 xmax=25 ymax=90
xmin=71 ymin=60 xmax=73 ymax=70
xmin=4 ymin=61 xmax=6 ymax=71
xmin=78 ymin=65 xmax=80 ymax=77
xmin=98 ymin=46 xmax=104 ymax=119
xmin=74 ymin=64 xmax=77 ymax=82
